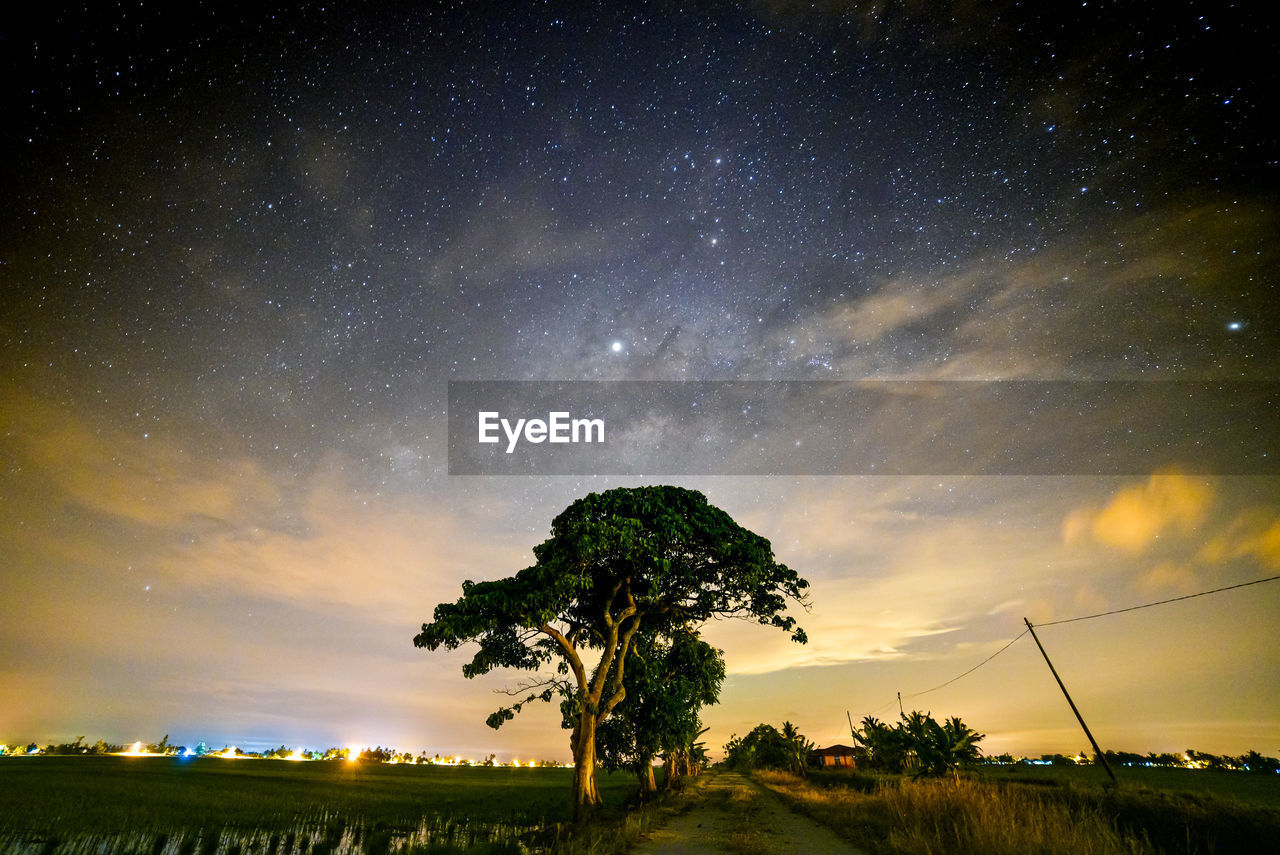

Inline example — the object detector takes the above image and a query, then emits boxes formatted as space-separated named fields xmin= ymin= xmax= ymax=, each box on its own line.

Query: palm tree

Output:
xmin=899 ymin=711 xmax=985 ymax=777
xmin=781 ymin=720 xmax=815 ymax=774
xmin=940 ymin=716 xmax=985 ymax=769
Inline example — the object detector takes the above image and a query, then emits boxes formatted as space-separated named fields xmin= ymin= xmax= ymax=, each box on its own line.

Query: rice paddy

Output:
xmin=0 ymin=756 xmax=636 ymax=854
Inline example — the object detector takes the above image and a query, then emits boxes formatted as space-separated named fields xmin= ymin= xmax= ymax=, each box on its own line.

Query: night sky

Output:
xmin=2 ymin=1 xmax=1277 ymax=761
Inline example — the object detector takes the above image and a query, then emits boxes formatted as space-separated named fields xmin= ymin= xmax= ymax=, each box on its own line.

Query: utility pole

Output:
xmin=847 ymin=710 xmax=857 ymax=745
xmin=1024 ymin=617 xmax=1117 ymax=785
xmin=897 ymin=691 xmax=903 ymax=717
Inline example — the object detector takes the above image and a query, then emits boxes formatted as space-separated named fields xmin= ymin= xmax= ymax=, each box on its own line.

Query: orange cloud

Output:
xmin=1197 ymin=509 xmax=1280 ymax=571
xmin=1137 ymin=561 xmax=1199 ymax=596
xmin=1063 ymin=471 xmax=1214 ymax=554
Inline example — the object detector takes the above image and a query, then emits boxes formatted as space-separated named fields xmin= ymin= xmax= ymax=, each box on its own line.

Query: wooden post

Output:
xmin=1024 ymin=617 xmax=1117 ymax=785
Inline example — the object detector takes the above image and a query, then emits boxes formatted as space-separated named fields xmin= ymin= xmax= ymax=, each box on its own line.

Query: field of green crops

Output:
xmin=0 ymin=756 xmax=638 ymax=854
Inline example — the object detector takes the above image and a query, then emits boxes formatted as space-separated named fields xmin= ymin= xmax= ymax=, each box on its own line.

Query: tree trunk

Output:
xmin=637 ymin=762 xmax=658 ymax=797
xmin=663 ymin=753 xmax=683 ymax=790
xmin=571 ymin=712 xmax=601 ymax=820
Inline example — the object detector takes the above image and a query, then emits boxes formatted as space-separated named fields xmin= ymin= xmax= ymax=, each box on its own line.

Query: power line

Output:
xmin=853 ymin=572 xmax=1280 ymax=722
xmin=909 ymin=629 xmax=1028 ymax=698
xmin=854 ymin=630 xmax=1028 ymax=722
xmin=1037 ymin=573 xmax=1280 ymax=627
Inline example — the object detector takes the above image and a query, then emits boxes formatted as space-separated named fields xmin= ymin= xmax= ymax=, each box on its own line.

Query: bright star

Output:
xmin=610 ymin=341 xmax=623 ymax=352
xmin=1227 ymin=321 xmax=1243 ymax=331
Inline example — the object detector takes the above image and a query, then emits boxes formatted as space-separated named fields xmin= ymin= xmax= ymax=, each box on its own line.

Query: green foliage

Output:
xmin=851 ymin=716 xmax=913 ymax=773
xmin=594 ymin=628 xmax=724 ymax=781
xmin=413 ymin=486 xmax=809 ymax=809
xmin=414 ymin=487 xmax=808 ymax=683
xmin=853 ymin=711 xmax=985 ymax=776
xmin=0 ymin=756 xmax=636 ymax=833
xmin=723 ymin=722 xmax=813 ymax=774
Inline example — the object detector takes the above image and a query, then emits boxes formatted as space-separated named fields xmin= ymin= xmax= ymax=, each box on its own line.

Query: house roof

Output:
xmin=812 ymin=744 xmax=856 ymax=756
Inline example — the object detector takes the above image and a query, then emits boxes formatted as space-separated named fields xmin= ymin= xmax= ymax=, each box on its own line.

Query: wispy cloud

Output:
xmin=0 ymin=382 xmax=279 ymax=529
xmin=758 ymin=201 xmax=1276 ymax=380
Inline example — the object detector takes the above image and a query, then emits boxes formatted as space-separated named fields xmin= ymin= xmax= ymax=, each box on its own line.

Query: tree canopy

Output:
xmin=414 ymin=485 xmax=809 ymax=814
xmin=723 ymin=721 xmax=814 ymax=774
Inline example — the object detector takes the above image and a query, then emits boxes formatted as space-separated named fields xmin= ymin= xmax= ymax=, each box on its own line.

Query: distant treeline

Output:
xmin=985 ymin=749 xmax=1280 ymax=773
xmin=3 ymin=737 xmax=125 ymax=756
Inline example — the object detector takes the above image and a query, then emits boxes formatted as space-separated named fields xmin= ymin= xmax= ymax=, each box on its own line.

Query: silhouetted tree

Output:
xmin=415 ymin=486 xmax=808 ymax=818
xmin=853 ymin=715 xmax=913 ymax=772
xmin=724 ymin=722 xmax=813 ymax=773
xmin=854 ymin=711 xmax=984 ymax=776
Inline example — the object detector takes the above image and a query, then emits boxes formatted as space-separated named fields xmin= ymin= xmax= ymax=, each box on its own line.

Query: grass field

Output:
xmin=755 ymin=766 xmax=1280 ymax=855
xmin=975 ymin=762 xmax=1280 ymax=808
xmin=0 ymin=756 xmax=641 ymax=854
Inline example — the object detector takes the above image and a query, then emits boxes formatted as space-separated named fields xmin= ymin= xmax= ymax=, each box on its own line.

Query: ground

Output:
xmin=632 ymin=770 xmax=865 ymax=854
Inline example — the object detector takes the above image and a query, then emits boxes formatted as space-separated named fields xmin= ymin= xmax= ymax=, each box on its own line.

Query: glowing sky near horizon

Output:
xmin=1 ymin=1 xmax=1277 ymax=761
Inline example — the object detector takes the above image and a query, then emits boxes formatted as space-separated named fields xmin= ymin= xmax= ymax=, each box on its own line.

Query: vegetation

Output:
xmin=414 ymin=486 xmax=809 ymax=815
xmin=6 ymin=736 xmax=125 ymax=756
xmin=754 ymin=767 xmax=1280 ymax=855
xmin=983 ymin=747 xmax=1280 ymax=774
xmin=723 ymin=722 xmax=814 ymax=774
xmin=976 ymin=762 xmax=1280 ymax=809
xmin=852 ymin=711 xmax=984 ymax=776
xmin=594 ymin=627 xmax=724 ymax=796
xmin=0 ymin=755 xmax=657 ymax=854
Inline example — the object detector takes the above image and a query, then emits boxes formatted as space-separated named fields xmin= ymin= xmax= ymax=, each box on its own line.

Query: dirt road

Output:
xmin=630 ymin=771 xmax=867 ymax=854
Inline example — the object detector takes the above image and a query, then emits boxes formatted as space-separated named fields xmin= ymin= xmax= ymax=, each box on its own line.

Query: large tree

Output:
xmin=413 ymin=486 xmax=808 ymax=816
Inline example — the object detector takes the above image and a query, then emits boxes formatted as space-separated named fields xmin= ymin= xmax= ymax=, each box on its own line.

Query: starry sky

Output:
xmin=2 ymin=1 xmax=1278 ymax=761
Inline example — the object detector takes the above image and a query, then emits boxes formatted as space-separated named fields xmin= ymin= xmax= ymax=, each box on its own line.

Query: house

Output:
xmin=810 ymin=744 xmax=857 ymax=768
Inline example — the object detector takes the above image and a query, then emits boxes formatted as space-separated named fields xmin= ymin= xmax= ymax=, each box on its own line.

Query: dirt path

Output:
xmin=630 ymin=771 xmax=866 ymax=854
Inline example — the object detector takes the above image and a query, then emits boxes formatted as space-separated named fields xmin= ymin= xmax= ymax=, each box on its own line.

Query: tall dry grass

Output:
xmin=754 ymin=771 xmax=1156 ymax=855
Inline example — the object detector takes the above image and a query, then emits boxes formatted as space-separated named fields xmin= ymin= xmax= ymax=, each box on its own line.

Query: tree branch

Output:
xmin=539 ymin=623 xmax=587 ymax=690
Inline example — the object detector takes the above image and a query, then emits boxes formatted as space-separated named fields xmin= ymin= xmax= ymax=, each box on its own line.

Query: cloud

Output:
xmin=0 ymin=382 xmax=279 ymax=530
xmin=1197 ymin=508 xmax=1280 ymax=571
xmin=756 ymin=200 xmax=1277 ymax=381
xmin=0 ymin=380 xmax=528 ymax=623
xmin=1063 ymin=471 xmax=1214 ymax=554
xmin=714 ymin=485 xmax=1085 ymax=674
xmin=1061 ymin=473 xmax=1280 ymax=601
xmin=425 ymin=187 xmax=614 ymax=291
xmin=154 ymin=472 xmax=527 ymax=620
xmin=1137 ymin=561 xmax=1200 ymax=596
